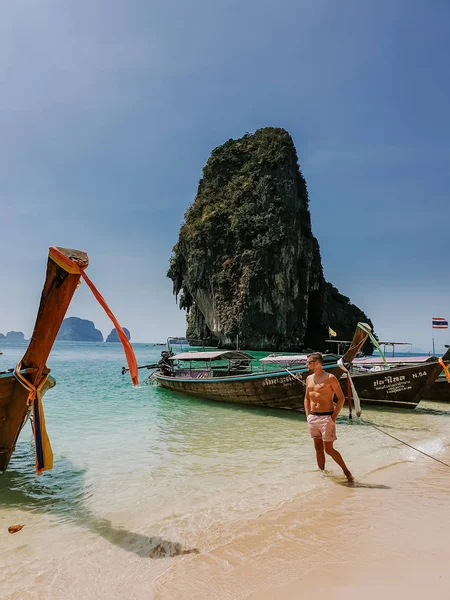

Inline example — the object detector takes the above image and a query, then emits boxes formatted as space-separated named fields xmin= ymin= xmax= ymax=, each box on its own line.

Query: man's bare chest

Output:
xmin=308 ymin=378 xmax=332 ymax=394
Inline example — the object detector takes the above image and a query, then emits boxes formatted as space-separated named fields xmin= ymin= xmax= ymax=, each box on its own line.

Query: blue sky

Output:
xmin=1 ymin=0 xmax=449 ymax=352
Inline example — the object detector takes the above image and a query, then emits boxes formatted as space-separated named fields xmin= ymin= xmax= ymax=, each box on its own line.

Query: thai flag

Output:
xmin=432 ymin=318 xmax=448 ymax=329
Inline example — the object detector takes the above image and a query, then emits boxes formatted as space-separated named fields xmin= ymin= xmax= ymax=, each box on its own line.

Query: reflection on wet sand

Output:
xmin=0 ymin=452 xmax=199 ymax=559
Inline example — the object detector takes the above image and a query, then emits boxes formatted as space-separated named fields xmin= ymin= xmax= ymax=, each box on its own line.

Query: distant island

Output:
xmin=106 ymin=327 xmax=131 ymax=342
xmin=0 ymin=331 xmax=25 ymax=341
xmin=57 ymin=317 xmax=104 ymax=342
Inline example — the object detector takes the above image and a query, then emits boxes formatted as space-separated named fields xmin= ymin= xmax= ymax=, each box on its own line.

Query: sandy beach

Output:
xmin=249 ymin=458 xmax=450 ymax=600
xmin=2 ymin=428 xmax=449 ymax=600
xmin=2 ymin=344 xmax=450 ymax=600
xmin=153 ymin=449 xmax=450 ymax=599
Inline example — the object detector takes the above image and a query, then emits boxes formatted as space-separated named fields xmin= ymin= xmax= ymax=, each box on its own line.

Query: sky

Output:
xmin=1 ymin=0 xmax=449 ymax=352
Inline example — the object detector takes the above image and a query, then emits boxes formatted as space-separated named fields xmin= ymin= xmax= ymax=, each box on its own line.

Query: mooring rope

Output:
xmin=285 ymin=368 xmax=306 ymax=386
xmin=363 ymin=419 xmax=450 ymax=469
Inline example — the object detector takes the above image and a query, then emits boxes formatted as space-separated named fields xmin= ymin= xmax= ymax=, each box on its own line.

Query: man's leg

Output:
xmin=324 ymin=441 xmax=353 ymax=481
xmin=313 ymin=438 xmax=325 ymax=471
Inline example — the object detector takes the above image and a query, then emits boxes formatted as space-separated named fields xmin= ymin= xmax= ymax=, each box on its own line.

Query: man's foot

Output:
xmin=345 ymin=472 xmax=354 ymax=484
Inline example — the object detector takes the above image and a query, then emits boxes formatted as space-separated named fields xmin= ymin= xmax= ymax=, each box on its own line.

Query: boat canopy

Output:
xmin=168 ymin=350 xmax=254 ymax=362
xmin=167 ymin=337 xmax=189 ymax=345
xmin=260 ymin=354 xmax=309 ymax=365
xmin=353 ymin=356 xmax=430 ymax=365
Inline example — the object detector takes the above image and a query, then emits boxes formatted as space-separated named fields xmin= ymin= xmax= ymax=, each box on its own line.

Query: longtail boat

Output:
xmin=339 ymin=349 xmax=450 ymax=409
xmin=151 ymin=323 xmax=370 ymax=409
xmin=0 ymin=247 xmax=88 ymax=474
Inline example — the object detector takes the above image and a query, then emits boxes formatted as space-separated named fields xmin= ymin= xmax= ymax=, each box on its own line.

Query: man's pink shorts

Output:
xmin=307 ymin=414 xmax=337 ymax=442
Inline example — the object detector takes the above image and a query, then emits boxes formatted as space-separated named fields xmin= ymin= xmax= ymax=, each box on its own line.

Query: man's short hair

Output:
xmin=307 ymin=352 xmax=323 ymax=365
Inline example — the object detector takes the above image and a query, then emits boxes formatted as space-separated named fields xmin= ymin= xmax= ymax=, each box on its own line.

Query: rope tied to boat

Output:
xmin=363 ymin=419 xmax=450 ymax=469
xmin=14 ymin=361 xmax=53 ymax=475
xmin=337 ymin=358 xmax=362 ymax=417
xmin=354 ymin=349 xmax=450 ymax=467
xmin=438 ymin=357 xmax=450 ymax=383
xmin=49 ymin=246 xmax=139 ymax=385
xmin=285 ymin=368 xmax=306 ymax=386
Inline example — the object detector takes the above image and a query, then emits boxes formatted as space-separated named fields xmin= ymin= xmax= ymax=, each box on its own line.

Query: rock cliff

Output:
xmin=106 ymin=328 xmax=131 ymax=342
xmin=168 ymin=128 xmax=374 ymax=352
xmin=57 ymin=317 xmax=104 ymax=342
xmin=323 ymin=283 xmax=374 ymax=349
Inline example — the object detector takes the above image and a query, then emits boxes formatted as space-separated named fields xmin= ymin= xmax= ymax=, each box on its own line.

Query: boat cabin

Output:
xmin=163 ymin=350 xmax=255 ymax=378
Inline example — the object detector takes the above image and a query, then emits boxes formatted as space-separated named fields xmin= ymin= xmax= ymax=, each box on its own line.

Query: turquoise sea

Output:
xmin=1 ymin=341 xmax=450 ymax=599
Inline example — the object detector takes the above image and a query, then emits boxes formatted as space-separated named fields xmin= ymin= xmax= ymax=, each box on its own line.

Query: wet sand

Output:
xmin=154 ymin=450 xmax=450 ymax=599
xmin=249 ymin=458 xmax=450 ymax=600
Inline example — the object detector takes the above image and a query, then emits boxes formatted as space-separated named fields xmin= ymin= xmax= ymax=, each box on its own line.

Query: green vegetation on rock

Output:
xmin=168 ymin=128 xmax=374 ymax=352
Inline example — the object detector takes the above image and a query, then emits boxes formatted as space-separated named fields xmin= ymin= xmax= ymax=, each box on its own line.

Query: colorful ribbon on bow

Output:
xmin=338 ymin=358 xmax=362 ymax=417
xmin=438 ymin=357 xmax=450 ymax=383
xmin=14 ymin=362 xmax=53 ymax=475
xmin=49 ymin=246 xmax=138 ymax=385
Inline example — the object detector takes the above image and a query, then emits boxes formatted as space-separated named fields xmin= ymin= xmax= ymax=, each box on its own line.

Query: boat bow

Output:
xmin=0 ymin=247 xmax=88 ymax=474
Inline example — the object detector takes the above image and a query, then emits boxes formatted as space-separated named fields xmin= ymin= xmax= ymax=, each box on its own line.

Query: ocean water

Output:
xmin=1 ymin=342 xmax=450 ymax=599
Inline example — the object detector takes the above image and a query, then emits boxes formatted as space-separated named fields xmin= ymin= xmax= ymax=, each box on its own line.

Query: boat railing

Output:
xmin=169 ymin=357 xmax=255 ymax=378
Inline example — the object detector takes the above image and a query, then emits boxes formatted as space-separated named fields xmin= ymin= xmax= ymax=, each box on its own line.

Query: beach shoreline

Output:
xmin=2 ymin=434 xmax=449 ymax=599
xmin=249 ymin=457 xmax=450 ymax=599
xmin=153 ymin=448 xmax=450 ymax=599
xmin=2 ymin=343 xmax=449 ymax=600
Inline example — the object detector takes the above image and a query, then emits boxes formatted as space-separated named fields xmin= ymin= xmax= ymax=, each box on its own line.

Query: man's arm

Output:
xmin=304 ymin=377 xmax=311 ymax=416
xmin=330 ymin=375 xmax=345 ymax=421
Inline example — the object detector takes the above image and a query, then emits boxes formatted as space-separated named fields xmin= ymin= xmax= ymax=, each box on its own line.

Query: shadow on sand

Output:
xmin=0 ymin=450 xmax=199 ymax=559
xmin=340 ymin=481 xmax=391 ymax=489
xmin=323 ymin=472 xmax=392 ymax=490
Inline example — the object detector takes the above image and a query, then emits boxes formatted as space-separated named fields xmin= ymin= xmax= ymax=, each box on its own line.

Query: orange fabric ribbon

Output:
xmin=49 ymin=246 xmax=139 ymax=385
xmin=438 ymin=357 xmax=450 ymax=384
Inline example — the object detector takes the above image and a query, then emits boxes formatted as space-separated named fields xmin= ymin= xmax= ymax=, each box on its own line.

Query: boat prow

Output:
xmin=0 ymin=247 xmax=88 ymax=474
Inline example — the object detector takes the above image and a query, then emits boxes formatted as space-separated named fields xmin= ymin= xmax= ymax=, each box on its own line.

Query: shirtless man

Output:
xmin=304 ymin=352 xmax=353 ymax=482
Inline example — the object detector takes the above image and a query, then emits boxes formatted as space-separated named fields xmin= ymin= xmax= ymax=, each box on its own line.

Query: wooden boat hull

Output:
xmin=0 ymin=247 xmax=88 ymax=473
xmin=423 ymin=377 xmax=450 ymax=402
xmin=340 ymin=355 xmax=450 ymax=409
xmin=156 ymin=367 xmax=319 ymax=409
xmin=154 ymin=324 xmax=370 ymax=410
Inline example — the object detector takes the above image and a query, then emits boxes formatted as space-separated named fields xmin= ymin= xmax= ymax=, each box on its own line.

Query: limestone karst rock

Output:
xmin=105 ymin=328 xmax=131 ymax=342
xmin=57 ymin=317 xmax=104 ymax=342
xmin=168 ymin=128 xmax=374 ymax=352
xmin=5 ymin=331 xmax=25 ymax=341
